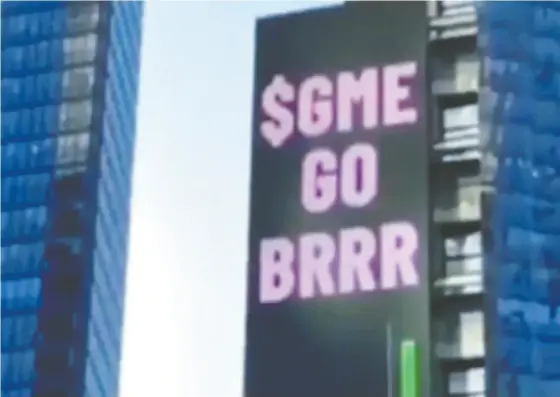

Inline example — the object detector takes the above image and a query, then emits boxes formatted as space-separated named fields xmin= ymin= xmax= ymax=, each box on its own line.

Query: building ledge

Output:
xmin=429 ymin=6 xmax=477 ymax=41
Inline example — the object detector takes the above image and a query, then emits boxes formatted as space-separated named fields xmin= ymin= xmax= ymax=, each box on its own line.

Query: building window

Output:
xmin=59 ymin=100 xmax=93 ymax=131
xmin=444 ymin=231 xmax=482 ymax=276
xmin=1 ymin=278 xmax=42 ymax=311
xmin=1 ymin=243 xmax=44 ymax=276
xmin=2 ymin=46 xmax=25 ymax=73
xmin=505 ymin=215 xmax=560 ymax=260
xmin=434 ymin=182 xmax=482 ymax=222
xmin=56 ymin=132 xmax=91 ymax=165
xmin=2 ymin=350 xmax=35 ymax=387
xmin=460 ymin=311 xmax=484 ymax=357
xmin=439 ymin=101 xmax=479 ymax=146
xmin=1 ymin=173 xmax=51 ymax=205
xmin=2 ymin=387 xmax=32 ymax=397
xmin=63 ymin=34 xmax=98 ymax=66
xmin=31 ymin=138 xmax=56 ymax=169
xmin=62 ymin=67 xmax=95 ymax=99
xmin=445 ymin=231 xmax=481 ymax=257
xmin=1 ymin=207 xmax=48 ymax=241
xmin=445 ymin=256 xmax=482 ymax=279
xmin=456 ymin=54 xmax=479 ymax=91
xmin=448 ymin=367 xmax=484 ymax=396
xmin=2 ymin=78 xmax=22 ymax=106
xmin=443 ymin=103 xmax=478 ymax=131
xmin=67 ymin=3 xmax=100 ymax=33
xmin=3 ymin=14 xmax=27 ymax=39
xmin=2 ymin=315 xmax=38 ymax=348
xmin=36 ymin=40 xmax=50 ymax=69
xmin=436 ymin=310 xmax=485 ymax=358
xmin=433 ymin=52 xmax=479 ymax=94
xmin=499 ymin=262 xmax=532 ymax=301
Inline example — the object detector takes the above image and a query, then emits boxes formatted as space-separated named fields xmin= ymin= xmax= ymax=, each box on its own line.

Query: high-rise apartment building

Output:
xmin=246 ymin=1 xmax=560 ymax=396
xmin=243 ymin=1 xmax=530 ymax=397
xmin=428 ymin=2 xmax=484 ymax=397
xmin=1 ymin=2 xmax=143 ymax=396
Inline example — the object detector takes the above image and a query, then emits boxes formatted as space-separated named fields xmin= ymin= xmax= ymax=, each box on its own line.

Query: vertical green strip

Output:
xmin=400 ymin=340 xmax=419 ymax=397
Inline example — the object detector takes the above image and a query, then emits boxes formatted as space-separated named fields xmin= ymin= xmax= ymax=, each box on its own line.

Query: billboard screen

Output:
xmin=245 ymin=3 xmax=430 ymax=397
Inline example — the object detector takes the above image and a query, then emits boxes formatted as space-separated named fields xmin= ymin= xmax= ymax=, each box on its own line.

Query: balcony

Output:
xmin=436 ymin=340 xmax=485 ymax=362
xmin=446 ymin=365 xmax=485 ymax=397
xmin=434 ymin=183 xmax=482 ymax=224
xmin=433 ymin=127 xmax=481 ymax=164
xmin=429 ymin=0 xmax=477 ymax=41
xmin=434 ymin=272 xmax=482 ymax=298
xmin=435 ymin=229 xmax=483 ymax=299
xmin=432 ymin=72 xmax=479 ymax=97
xmin=433 ymin=95 xmax=481 ymax=164
xmin=435 ymin=307 xmax=485 ymax=365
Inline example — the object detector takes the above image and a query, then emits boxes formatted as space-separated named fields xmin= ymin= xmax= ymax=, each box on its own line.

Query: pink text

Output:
xmin=258 ymin=222 xmax=419 ymax=303
xmin=260 ymin=62 xmax=418 ymax=148
xmin=301 ymin=143 xmax=378 ymax=214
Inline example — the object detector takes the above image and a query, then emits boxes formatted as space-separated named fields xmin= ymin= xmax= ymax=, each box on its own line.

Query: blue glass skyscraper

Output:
xmin=479 ymin=2 xmax=560 ymax=396
xmin=1 ymin=1 xmax=143 ymax=396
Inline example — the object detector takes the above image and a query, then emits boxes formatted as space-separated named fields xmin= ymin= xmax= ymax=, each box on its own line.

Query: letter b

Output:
xmin=259 ymin=237 xmax=295 ymax=303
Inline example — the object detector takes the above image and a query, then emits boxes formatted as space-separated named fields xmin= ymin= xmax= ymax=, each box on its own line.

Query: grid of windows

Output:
xmin=84 ymin=3 xmax=143 ymax=396
xmin=479 ymin=1 xmax=560 ymax=396
xmin=1 ymin=2 xmax=143 ymax=396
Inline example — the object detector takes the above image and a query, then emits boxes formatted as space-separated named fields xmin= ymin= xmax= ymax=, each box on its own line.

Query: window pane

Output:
xmin=446 ymin=256 xmax=482 ymax=276
xmin=63 ymin=34 xmax=98 ymax=65
xmin=59 ymin=100 xmax=92 ymax=131
xmin=456 ymin=54 xmax=479 ymax=91
xmin=460 ymin=311 xmax=484 ymax=356
xmin=445 ymin=232 xmax=482 ymax=257
xmin=449 ymin=367 xmax=484 ymax=394
xmin=57 ymin=133 xmax=91 ymax=164
xmin=62 ymin=67 xmax=95 ymax=98
xmin=444 ymin=104 xmax=478 ymax=130
xmin=67 ymin=3 xmax=100 ymax=33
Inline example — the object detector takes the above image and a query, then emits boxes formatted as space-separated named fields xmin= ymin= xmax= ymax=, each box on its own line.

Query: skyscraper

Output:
xmin=246 ymin=1 xmax=560 ymax=396
xmin=1 ymin=2 xmax=143 ymax=396
xmin=245 ymin=2 xmax=485 ymax=397
xmin=479 ymin=2 xmax=560 ymax=396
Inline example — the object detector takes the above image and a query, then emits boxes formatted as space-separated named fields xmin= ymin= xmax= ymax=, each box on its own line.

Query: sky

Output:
xmin=119 ymin=2 xmax=338 ymax=397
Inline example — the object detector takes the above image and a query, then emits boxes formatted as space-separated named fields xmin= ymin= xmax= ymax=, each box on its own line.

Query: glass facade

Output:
xmin=479 ymin=2 xmax=560 ymax=397
xmin=1 ymin=1 xmax=143 ymax=396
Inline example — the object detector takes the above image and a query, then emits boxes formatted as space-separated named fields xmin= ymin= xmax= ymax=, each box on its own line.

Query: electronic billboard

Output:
xmin=245 ymin=3 xmax=430 ymax=397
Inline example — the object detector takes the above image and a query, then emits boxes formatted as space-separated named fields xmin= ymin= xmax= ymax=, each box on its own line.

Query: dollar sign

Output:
xmin=260 ymin=75 xmax=295 ymax=148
